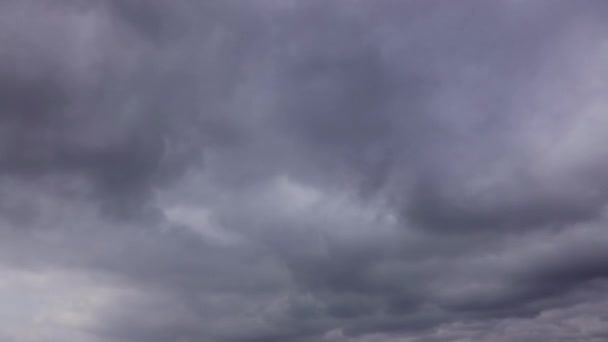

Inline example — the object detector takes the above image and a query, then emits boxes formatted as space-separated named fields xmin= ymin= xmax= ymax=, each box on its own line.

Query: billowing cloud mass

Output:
xmin=1 ymin=0 xmax=608 ymax=341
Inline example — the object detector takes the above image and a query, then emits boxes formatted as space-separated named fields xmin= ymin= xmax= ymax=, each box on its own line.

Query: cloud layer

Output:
xmin=1 ymin=1 xmax=608 ymax=341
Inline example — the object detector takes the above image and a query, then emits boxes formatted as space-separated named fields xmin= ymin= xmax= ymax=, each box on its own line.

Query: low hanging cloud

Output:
xmin=1 ymin=0 xmax=608 ymax=341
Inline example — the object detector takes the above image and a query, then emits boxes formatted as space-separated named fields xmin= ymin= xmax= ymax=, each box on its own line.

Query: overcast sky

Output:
xmin=1 ymin=1 xmax=608 ymax=341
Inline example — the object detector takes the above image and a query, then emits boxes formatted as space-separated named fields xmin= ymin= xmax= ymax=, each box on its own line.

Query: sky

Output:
xmin=1 ymin=0 xmax=608 ymax=341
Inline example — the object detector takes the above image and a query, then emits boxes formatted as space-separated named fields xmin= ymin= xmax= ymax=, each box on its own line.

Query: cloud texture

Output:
xmin=1 ymin=1 xmax=608 ymax=341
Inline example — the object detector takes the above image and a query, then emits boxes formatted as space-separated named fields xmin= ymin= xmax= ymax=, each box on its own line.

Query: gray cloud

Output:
xmin=1 ymin=0 xmax=608 ymax=341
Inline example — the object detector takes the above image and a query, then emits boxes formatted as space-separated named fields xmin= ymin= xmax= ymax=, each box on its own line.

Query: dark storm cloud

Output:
xmin=1 ymin=0 xmax=608 ymax=341
xmin=0 ymin=0 xmax=264 ymax=218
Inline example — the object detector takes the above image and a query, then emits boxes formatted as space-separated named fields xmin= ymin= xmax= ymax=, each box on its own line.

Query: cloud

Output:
xmin=1 ymin=0 xmax=608 ymax=341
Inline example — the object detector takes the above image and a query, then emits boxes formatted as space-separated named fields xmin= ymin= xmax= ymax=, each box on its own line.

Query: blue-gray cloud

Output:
xmin=1 ymin=1 xmax=608 ymax=341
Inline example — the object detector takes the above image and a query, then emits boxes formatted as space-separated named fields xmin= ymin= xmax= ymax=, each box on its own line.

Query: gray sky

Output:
xmin=1 ymin=1 xmax=608 ymax=341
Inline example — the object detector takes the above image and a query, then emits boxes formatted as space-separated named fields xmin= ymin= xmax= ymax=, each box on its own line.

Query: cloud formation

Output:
xmin=1 ymin=0 xmax=608 ymax=341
